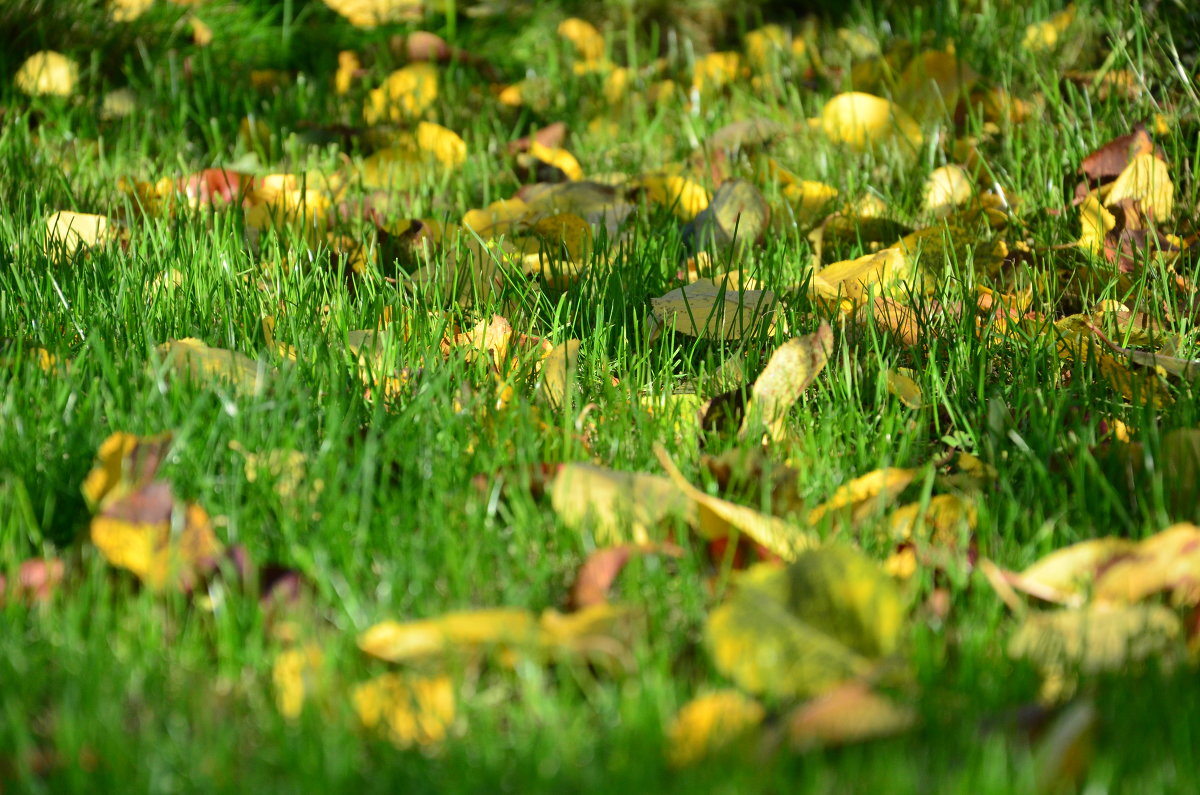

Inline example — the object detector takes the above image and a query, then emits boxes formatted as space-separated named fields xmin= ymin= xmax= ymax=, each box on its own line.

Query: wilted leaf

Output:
xmin=1034 ymin=700 xmax=1098 ymax=794
xmin=812 ymin=248 xmax=915 ymax=312
xmin=156 ymin=338 xmax=269 ymax=397
xmin=785 ymin=681 xmax=917 ymax=750
xmin=90 ymin=481 xmax=223 ymax=591
xmin=650 ymin=279 xmax=777 ymax=341
xmin=685 ymin=180 xmax=769 ymax=252
xmin=353 ymin=674 xmax=455 ymax=748
xmin=656 ymin=446 xmax=819 ymax=561
xmin=667 ymin=691 xmax=765 ymax=767
xmin=1079 ymin=127 xmax=1156 ymax=186
xmin=82 ymin=431 xmax=172 ymax=510
xmin=1104 ymin=152 xmax=1173 ymax=222
xmin=821 ymin=92 xmax=922 ymax=152
xmin=15 ymin=51 xmax=77 ymax=97
xmin=550 ymin=463 xmax=695 ymax=546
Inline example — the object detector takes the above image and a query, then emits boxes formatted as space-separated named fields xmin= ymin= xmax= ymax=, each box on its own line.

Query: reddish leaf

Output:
xmin=0 ymin=558 xmax=65 ymax=605
xmin=176 ymin=168 xmax=254 ymax=206
xmin=509 ymin=122 xmax=568 ymax=154
xmin=568 ymin=543 xmax=683 ymax=610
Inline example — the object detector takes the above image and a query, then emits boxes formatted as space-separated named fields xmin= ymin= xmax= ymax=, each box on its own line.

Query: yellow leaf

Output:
xmin=656 ymin=446 xmax=820 ymax=561
xmin=812 ymin=247 xmax=914 ymax=310
xmin=821 ymin=92 xmax=922 ymax=152
xmin=785 ymin=681 xmax=917 ymax=750
xmin=323 ymin=0 xmax=423 ymax=27
xmin=90 ymin=482 xmax=222 ymax=591
xmin=1022 ymin=4 xmax=1076 ymax=53
xmin=157 ymin=338 xmax=268 ymax=396
xmin=110 ymin=0 xmax=154 ymax=21
xmin=740 ymin=324 xmax=834 ymax=442
xmin=101 ymin=88 xmax=137 ymax=120
xmin=650 ymin=278 xmax=777 ymax=341
xmin=1104 ymin=152 xmax=1173 ymax=221
xmin=692 ymin=52 xmax=741 ymax=91
xmin=893 ymin=49 xmax=978 ymax=123
xmin=923 ymin=164 xmax=974 ymax=217
xmin=81 ymin=432 xmax=172 ymax=511
xmin=885 ymin=368 xmax=924 ymax=409
xmin=15 ymin=51 xmax=78 ymax=97
xmin=462 ymin=198 xmax=529 ymax=237
xmin=189 ymin=15 xmax=213 ymax=46
xmin=529 ymin=140 xmax=584 ymax=181
xmin=44 ymin=211 xmax=115 ymax=262
xmin=745 ymin=25 xmax=788 ymax=70
xmin=359 ymin=609 xmax=539 ymax=662
xmin=807 ymin=468 xmax=916 ymax=527
xmin=667 ymin=691 xmax=765 ymax=767
xmin=781 ymin=180 xmax=839 ymax=230
xmin=364 ymin=63 xmax=438 ymax=123
xmin=272 ymin=644 xmax=324 ymax=719
xmin=638 ymin=174 xmax=711 ymax=221
xmin=558 ymin=17 xmax=605 ymax=62
xmin=353 ymin=674 xmax=454 ymax=748
xmin=1078 ymin=194 xmax=1116 ymax=254
xmin=1093 ymin=523 xmax=1200 ymax=606
xmin=417 ymin=121 xmax=466 ymax=168
xmin=888 ymin=494 xmax=975 ymax=545
xmin=335 ymin=51 xmax=361 ymax=95
xmin=549 ymin=463 xmax=696 ymax=545
xmin=539 ymin=338 xmax=580 ymax=409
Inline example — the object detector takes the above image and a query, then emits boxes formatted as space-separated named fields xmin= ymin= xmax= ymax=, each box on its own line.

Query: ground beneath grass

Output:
xmin=2 ymin=0 xmax=1200 ymax=791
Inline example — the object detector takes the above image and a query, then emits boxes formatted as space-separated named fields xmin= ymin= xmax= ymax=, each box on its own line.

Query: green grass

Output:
xmin=3 ymin=0 xmax=1200 ymax=790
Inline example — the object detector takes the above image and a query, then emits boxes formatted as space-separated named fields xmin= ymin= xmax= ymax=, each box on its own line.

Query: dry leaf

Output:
xmin=82 ymin=431 xmax=172 ymax=510
xmin=15 ymin=51 xmax=78 ymax=97
xmin=364 ymin=63 xmax=438 ymax=123
xmin=539 ymin=339 xmax=580 ymax=409
xmin=807 ymin=467 xmax=917 ymax=527
xmin=637 ymin=174 xmax=711 ymax=221
xmin=550 ymin=464 xmax=695 ymax=546
xmin=568 ymin=543 xmax=683 ymax=610
xmin=739 ymin=324 xmax=833 ymax=441
xmin=1104 ymin=152 xmax=1173 ymax=222
xmin=558 ymin=18 xmax=605 ymax=62
xmin=650 ymin=279 xmax=777 ymax=341
xmin=323 ymin=0 xmax=423 ymax=27
xmin=156 ymin=338 xmax=268 ymax=396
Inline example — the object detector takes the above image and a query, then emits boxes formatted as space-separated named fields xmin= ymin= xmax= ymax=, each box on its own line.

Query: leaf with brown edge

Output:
xmin=509 ymin=121 xmax=568 ymax=154
xmin=655 ymin=444 xmax=819 ymax=562
xmin=82 ymin=431 xmax=172 ymax=511
xmin=568 ymin=543 xmax=684 ymax=610
xmin=685 ymin=179 xmax=770 ymax=253
xmin=1078 ymin=126 xmax=1157 ymax=186
xmin=90 ymin=481 xmax=223 ymax=592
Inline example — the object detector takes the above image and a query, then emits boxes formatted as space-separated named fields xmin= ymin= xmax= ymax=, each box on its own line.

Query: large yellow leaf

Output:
xmin=821 ymin=92 xmax=922 ymax=152
xmin=656 ymin=446 xmax=819 ymax=561
xmin=650 ymin=279 xmax=777 ymax=341
xmin=667 ymin=691 xmax=765 ymax=767
xmin=1094 ymin=524 xmax=1200 ymax=606
xmin=15 ymin=51 xmax=77 ymax=97
xmin=417 ymin=121 xmax=467 ymax=168
xmin=811 ymin=247 xmax=913 ymax=310
xmin=549 ymin=463 xmax=695 ymax=545
xmin=353 ymin=674 xmax=454 ymax=748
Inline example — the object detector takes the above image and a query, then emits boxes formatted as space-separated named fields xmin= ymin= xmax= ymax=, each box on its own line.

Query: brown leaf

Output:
xmin=568 ymin=543 xmax=683 ymax=610
xmin=509 ymin=121 xmax=568 ymax=154
xmin=1078 ymin=126 xmax=1156 ymax=185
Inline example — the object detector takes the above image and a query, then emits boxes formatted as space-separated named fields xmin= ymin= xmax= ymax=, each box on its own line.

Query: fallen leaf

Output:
xmin=568 ymin=543 xmax=684 ymax=609
xmin=923 ymin=165 xmax=974 ymax=217
xmin=364 ymin=63 xmax=438 ymax=123
xmin=738 ymin=324 xmax=834 ymax=441
xmin=353 ymin=674 xmax=455 ymax=748
xmin=323 ymin=0 xmax=423 ymax=27
xmin=807 ymin=467 xmax=917 ymax=527
xmin=650 ymin=279 xmax=777 ymax=341
xmin=885 ymin=369 xmax=924 ymax=409
xmin=821 ymin=92 xmax=922 ymax=152
xmin=667 ymin=691 xmax=765 ymax=767
xmin=785 ymin=681 xmax=917 ymax=750
xmin=1022 ymin=5 xmax=1076 ymax=53
xmin=637 ymin=174 xmax=711 ymax=221
xmin=0 ymin=558 xmax=65 ymax=606
xmin=156 ymin=338 xmax=269 ymax=397
xmin=558 ymin=18 xmax=605 ymax=62
xmin=272 ymin=644 xmax=325 ymax=719
xmin=82 ymin=431 xmax=172 ymax=510
xmin=1104 ymin=152 xmax=1173 ymax=222
xmin=685 ymin=179 xmax=770 ymax=252
xmin=44 ymin=211 xmax=115 ymax=262
xmin=15 ymin=51 xmax=78 ymax=97
xmin=550 ymin=463 xmax=695 ymax=546
xmin=539 ymin=339 xmax=580 ymax=409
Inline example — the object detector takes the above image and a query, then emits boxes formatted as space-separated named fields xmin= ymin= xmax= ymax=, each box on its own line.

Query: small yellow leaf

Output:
xmin=364 ymin=63 xmax=438 ymax=123
xmin=558 ymin=18 xmax=605 ymax=62
xmin=529 ymin=140 xmax=584 ymax=181
xmin=353 ymin=674 xmax=454 ymax=748
xmin=821 ymin=92 xmax=922 ymax=152
xmin=417 ymin=121 xmax=467 ymax=168
xmin=692 ymin=52 xmax=741 ymax=92
xmin=1022 ymin=4 xmax=1076 ymax=53
xmin=888 ymin=494 xmax=975 ymax=545
xmin=1078 ymin=194 xmax=1116 ymax=254
xmin=549 ymin=463 xmax=695 ymax=545
xmin=272 ymin=644 xmax=324 ymax=719
xmin=667 ymin=691 xmax=765 ymax=767
xmin=324 ymin=0 xmax=423 ymax=27
xmin=539 ymin=338 xmax=580 ymax=409
xmin=15 ymin=51 xmax=78 ymax=97
xmin=359 ymin=609 xmax=539 ymax=662
xmin=189 ymin=15 xmax=213 ymax=46
xmin=462 ymin=198 xmax=529 ymax=237
xmin=923 ymin=165 xmax=974 ymax=217
xmin=335 ymin=51 xmax=361 ymax=95
xmin=812 ymin=248 xmax=914 ymax=310
xmin=44 ymin=211 xmax=115 ymax=262
xmin=638 ymin=174 xmax=711 ymax=221
xmin=885 ymin=369 xmax=924 ymax=409
xmin=781 ymin=180 xmax=839 ymax=230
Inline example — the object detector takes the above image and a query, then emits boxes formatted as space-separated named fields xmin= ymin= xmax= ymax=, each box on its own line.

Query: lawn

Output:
xmin=2 ymin=0 xmax=1200 ymax=790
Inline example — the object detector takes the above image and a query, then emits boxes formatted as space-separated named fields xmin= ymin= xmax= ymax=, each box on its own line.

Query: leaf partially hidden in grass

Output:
xmin=655 ymin=445 xmax=819 ymax=562
xmin=539 ymin=339 xmax=580 ymax=409
xmin=82 ymin=431 xmax=172 ymax=511
xmin=651 ymin=279 xmax=777 ymax=341
xmin=364 ymin=63 xmax=438 ymax=123
xmin=45 ymin=211 xmax=117 ymax=262
xmin=272 ymin=644 xmax=325 ymax=719
xmin=637 ymin=174 xmax=711 ymax=221
xmin=667 ymin=690 xmax=765 ymax=767
xmin=550 ymin=464 xmax=695 ymax=546
xmin=806 ymin=467 xmax=917 ymax=528
xmin=1104 ymin=152 xmax=1173 ymax=222
xmin=324 ymin=0 xmax=423 ymax=27
xmin=353 ymin=674 xmax=455 ymax=748
xmin=923 ymin=165 xmax=974 ymax=217
xmin=568 ymin=543 xmax=684 ymax=610
xmin=1021 ymin=4 xmax=1076 ymax=53
xmin=90 ymin=481 xmax=223 ymax=592
xmin=739 ymin=324 xmax=833 ymax=442
xmin=821 ymin=92 xmax=922 ymax=153
xmin=784 ymin=681 xmax=917 ymax=750
xmin=706 ymin=546 xmax=904 ymax=699
xmin=156 ymin=338 xmax=269 ymax=397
